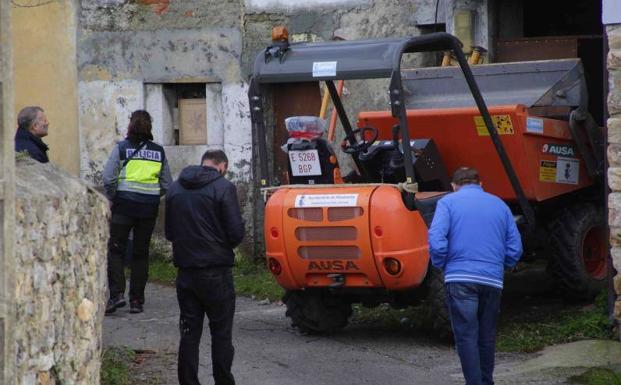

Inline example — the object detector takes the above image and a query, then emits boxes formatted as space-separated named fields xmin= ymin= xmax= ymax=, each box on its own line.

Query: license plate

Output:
xmin=289 ymin=150 xmax=322 ymax=176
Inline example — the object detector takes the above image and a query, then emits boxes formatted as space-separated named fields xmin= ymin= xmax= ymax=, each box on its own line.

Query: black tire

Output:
xmin=425 ymin=267 xmax=452 ymax=339
xmin=547 ymin=203 xmax=607 ymax=300
xmin=283 ymin=290 xmax=352 ymax=334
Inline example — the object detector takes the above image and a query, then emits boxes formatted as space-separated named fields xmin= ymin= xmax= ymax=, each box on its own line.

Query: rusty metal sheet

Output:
xmin=495 ymin=37 xmax=578 ymax=63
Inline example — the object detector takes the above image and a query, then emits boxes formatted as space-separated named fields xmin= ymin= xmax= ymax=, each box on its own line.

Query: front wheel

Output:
xmin=547 ymin=203 xmax=608 ymax=300
xmin=283 ymin=290 xmax=352 ymax=334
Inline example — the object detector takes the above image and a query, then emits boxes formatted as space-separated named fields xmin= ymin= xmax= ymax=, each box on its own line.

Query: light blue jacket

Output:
xmin=428 ymin=184 xmax=523 ymax=289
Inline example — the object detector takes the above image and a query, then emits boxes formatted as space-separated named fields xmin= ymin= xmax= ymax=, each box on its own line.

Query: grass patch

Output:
xmin=496 ymin=291 xmax=613 ymax=353
xmin=233 ymin=256 xmax=284 ymax=302
xmin=101 ymin=347 xmax=135 ymax=385
xmin=148 ymin=236 xmax=283 ymax=301
xmin=351 ymin=290 xmax=614 ymax=353
xmin=569 ymin=367 xmax=621 ymax=385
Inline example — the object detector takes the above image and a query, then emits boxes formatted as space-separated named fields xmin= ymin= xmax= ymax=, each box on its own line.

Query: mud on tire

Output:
xmin=283 ymin=290 xmax=352 ymax=334
xmin=547 ymin=203 xmax=607 ymax=300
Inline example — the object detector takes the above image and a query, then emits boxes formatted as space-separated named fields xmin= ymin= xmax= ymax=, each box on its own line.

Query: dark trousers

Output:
xmin=107 ymin=212 xmax=156 ymax=303
xmin=177 ymin=267 xmax=236 ymax=385
xmin=445 ymin=282 xmax=502 ymax=385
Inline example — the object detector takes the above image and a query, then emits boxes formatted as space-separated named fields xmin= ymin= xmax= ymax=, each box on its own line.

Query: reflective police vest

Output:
xmin=117 ymin=140 xmax=165 ymax=196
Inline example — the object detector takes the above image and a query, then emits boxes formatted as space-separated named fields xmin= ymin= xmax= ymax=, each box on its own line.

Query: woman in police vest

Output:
xmin=103 ymin=110 xmax=172 ymax=314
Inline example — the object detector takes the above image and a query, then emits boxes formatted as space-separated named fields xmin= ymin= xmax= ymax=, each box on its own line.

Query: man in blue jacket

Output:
xmin=428 ymin=167 xmax=522 ymax=385
xmin=15 ymin=106 xmax=50 ymax=163
xmin=166 ymin=149 xmax=245 ymax=385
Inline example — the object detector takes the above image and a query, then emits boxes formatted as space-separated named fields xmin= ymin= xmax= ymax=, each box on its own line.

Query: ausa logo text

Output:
xmin=308 ymin=261 xmax=360 ymax=271
xmin=542 ymin=144 xmax=575 ymax=157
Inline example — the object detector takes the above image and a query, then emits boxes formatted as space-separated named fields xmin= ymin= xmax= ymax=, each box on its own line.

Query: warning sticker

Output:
xmin=474 ymin=115 xmax=515 ymax=136
xmin=295 ymin=194 xmax=359 ymax=208
xmin=539 ymin=160 xmax=557 ymax=182
xmin=556 ymin=157 xmax=579 ymax=185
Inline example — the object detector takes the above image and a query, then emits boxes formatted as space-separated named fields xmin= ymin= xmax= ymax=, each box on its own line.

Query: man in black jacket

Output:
xmin=14 ymin=106 xmax=50 ymax=163
xmin=165 ymin=149 xmax=245 ymax=385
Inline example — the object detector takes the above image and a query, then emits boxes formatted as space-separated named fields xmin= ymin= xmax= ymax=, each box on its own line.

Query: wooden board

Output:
xmin=179 ymin=98 xmax=207 ymax=145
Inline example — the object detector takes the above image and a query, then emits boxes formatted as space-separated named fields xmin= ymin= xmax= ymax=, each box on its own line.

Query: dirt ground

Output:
xmin=103 ymin=267 xmax=609 ymax=385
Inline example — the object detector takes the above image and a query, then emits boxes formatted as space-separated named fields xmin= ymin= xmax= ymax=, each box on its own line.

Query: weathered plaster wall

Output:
xmin=78 ymin=0 xmax=255 ymax=253
xmin=11 ymin=0 xmax=80 ymax=175
xmin=607 ymin=25 xmax=621 ymax=330
xmin=14 ymin=159 xmax=109 ymax=385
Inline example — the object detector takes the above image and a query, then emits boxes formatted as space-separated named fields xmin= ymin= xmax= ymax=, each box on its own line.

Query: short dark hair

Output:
xmin=201 ymin=149 xmax=228 ymax=165
xmin=17 ymin=106 xmax=44 ymax=131
xmin=126 ymin=110 xmax=153 ymax=143
xmin=452 ymin=167 xmax=480 ymax=186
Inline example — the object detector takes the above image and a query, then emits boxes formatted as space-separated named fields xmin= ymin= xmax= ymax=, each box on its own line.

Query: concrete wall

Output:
xmin=11 ymin=0 xmax=80 ymax=175
xmin=14 ymin=159 xmax=109 ymax=385
xmin=607 ymin=24 xmax=621 ymax=330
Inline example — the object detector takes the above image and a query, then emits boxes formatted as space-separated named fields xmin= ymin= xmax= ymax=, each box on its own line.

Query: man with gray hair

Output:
xmin=15 ymin=106 xmax=50 ymax=163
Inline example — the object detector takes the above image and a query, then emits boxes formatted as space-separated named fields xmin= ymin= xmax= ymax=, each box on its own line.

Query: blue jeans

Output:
xmin=445 ymin=282 xmax=502 ymax=385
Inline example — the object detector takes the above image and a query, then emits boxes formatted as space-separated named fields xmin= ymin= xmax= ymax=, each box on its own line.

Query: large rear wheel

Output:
xmin=547 ymin=203 xmax=608 ymax=299
xmin=283 ymin=290 xmax=352 ymax=334
xmin=425 ymin=267 xmax=452 ymax=339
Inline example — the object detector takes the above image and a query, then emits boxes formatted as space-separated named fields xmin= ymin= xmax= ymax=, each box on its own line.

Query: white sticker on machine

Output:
xmin=295 ymin=194 xmax=359 ymax=208
xmin=526 ymin=117 xmax=544 ymax=134
xmin=555 ymin=157 xmax=579 ymax=185
xmin=312 ymin=61 xmax=337 ymax=77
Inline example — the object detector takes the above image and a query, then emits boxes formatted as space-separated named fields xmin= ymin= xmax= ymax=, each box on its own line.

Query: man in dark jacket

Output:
xmin=165 ymin=149 xmax=245 ymax=385
xmin=14 ymin=106 xmax=50 ymax=163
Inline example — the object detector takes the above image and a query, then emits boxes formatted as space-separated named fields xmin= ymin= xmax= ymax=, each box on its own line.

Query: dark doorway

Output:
xmin=493 ymin=0 xmax=605 ymax=125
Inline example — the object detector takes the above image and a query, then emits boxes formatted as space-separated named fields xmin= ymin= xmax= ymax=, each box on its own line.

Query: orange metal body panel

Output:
xmin=358 ymin=105 xmax=592 ymax=202
xmin=369 ymin=186 xmax=429 ymax=290
xmin=264 ymin=185 xmax=430 ymax=290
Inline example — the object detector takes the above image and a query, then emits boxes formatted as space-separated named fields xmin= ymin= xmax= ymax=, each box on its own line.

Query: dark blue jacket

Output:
xmin=15 ymin=129 xmax=49 ymax=163
xmin=428 ymin=184 xmax=523 ymax=289
xmin=165 ymin=165 xmax=245 ymax=269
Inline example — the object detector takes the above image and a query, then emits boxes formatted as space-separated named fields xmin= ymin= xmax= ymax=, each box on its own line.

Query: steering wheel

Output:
xmin=341 ymin=126 xmax=379 ymax=154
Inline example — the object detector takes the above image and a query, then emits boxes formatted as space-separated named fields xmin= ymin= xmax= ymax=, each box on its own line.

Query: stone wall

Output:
xmin=14 ymin=158 xmax=109 ymax=385
xmin=608 ymin=24 xmax=621 ymax=329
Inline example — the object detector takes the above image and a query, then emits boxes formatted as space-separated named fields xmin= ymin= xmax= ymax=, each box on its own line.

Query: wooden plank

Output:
xmin=179 ymin=98 xmax=207 ymax=145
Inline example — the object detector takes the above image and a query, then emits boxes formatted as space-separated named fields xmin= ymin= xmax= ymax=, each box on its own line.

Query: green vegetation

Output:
xmin=233 ymin=256 xmax=284 ymax=301
xmin=569 ymin=367 xmax=621 ymax=385
xmin=351 ymin=290 xmax=613 ymax=353
xmin=101 ymin=347 xmax=135 ymax=385
xmin=495 ymin=291 xmax=613 ymax=353
xmin=148 ymin=236 xmax=283 ymax=301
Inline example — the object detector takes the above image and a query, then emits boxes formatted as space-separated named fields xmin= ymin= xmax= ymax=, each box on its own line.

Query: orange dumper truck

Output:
xmin=248 ymin=32 xmax=606 ymax=333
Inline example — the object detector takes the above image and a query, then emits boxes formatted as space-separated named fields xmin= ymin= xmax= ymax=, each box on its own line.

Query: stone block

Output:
xmin=612 ymin=247 xmax=621 ymax=272
xmin=609 ymin=117 xmax=621 ymax=144
xmin=609 ymin=49 xmax=621 ymax=69
xmin=608 ymin=168 xmax=621 ymax=191
xmin=610 ymin=227 xmax=621 ymax=246
xmin=608 ymin=194 xmax=621 ymax=226
xmin=37 ymin=371 xmax=50 ymax=385
xmin=615 ymin=300 xmax=621 ymax=319
xmin=609 ymin=144 xmax=621 ymax=166
xmin=608 ymin=26 xmax=621 ymax=50
xmin=615 ymin=275 xmax=621 ymax=295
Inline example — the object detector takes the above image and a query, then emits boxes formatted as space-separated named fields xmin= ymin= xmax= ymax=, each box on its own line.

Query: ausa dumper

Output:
xmin=248 ymin=32 xmax=606 ymax=333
